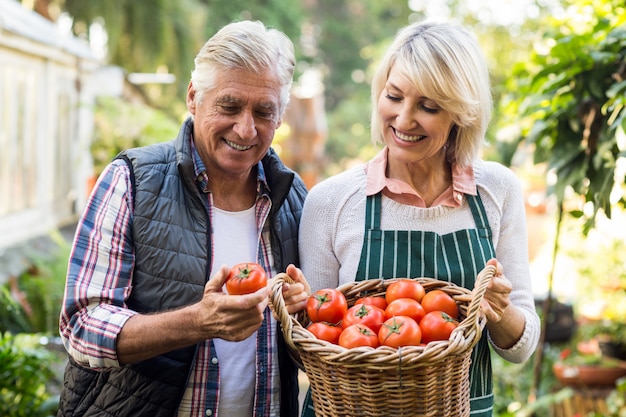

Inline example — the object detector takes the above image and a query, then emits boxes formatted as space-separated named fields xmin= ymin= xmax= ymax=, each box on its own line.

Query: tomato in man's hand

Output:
xmin=419 ymin=311 xmax=459 ymax=344
xmin=342 ymin=304 xmax=386 ymax=333
xmin=307 ymin=322 xmax=343 ymax=345
xmin=421 ymin=289 xmax=459 ymax=319
xmin=306 ymin=288 xmax=348 ymax=325
xmin=385 ymin=279 xmax=425 ymax=304
xmin=225 ymin=262 xmax=267 ymax=295
xmin=338 ymin=324 xmax=380 ymax=348
xmin=378 ymin=316 xmax=422 ymax=348
xmin=384 ymin=298 xmax=426 ymax=323
xmin=354 ymin=296 xmax=388 ymax=311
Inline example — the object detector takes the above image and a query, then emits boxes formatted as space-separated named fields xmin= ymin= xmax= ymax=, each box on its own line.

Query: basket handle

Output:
xmin=451 ymin=264 xmax=496 ymax=345
xmin=269 ymin=272 xmax=299 ymax=351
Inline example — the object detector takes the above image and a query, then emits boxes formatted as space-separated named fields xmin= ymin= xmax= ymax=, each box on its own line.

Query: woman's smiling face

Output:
xmin=377 ymin=65 xmax=455 ymax=165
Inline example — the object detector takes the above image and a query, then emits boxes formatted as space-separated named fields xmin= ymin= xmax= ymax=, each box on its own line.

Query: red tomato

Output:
xmin=338 ymin=324 xmax=380 ymax=348
xmin=421 ymin=290 xmax=459 ymax=319
xmin=225 ymin=262 xmax=267 ymax=295
xmin=307 ymin=322 xmax=343 ymax=345
xmin=384 ymin=298 xmax=426 ymax=323
xmin=354 ymin=296 xmax=388 ymax=311
xmin=342 ymin=304 xmax=386 ymax=333
xmin=385 ymin=279 xmax=425 ymax=304
xmin=378 ymin=316 xmax=422 ymax=348
xmin=306 ymin=288 xmax=348 ymax=325
xmin=419 ymin=311 xmax=459 ymax=344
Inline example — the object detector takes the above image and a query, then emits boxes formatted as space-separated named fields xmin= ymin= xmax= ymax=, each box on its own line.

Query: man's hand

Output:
xmin=194 ymin=264 xmax=270 ymax=341
xmin=117 ymin=265 xmax=270 ymax=364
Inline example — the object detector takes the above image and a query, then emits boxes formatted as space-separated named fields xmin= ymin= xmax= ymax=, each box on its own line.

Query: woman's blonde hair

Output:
xmin=191 ymin=20 xmax=296 ymax=116
xmin=370 ymin=21 xmax=492 ymax=167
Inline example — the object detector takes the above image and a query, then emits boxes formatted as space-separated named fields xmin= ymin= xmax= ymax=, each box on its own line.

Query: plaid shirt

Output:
xmin=59 ymin=141 xmax=281 ymax=416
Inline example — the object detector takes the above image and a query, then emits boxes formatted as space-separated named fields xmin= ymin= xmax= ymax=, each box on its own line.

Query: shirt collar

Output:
xmin=190 ymin=134 xmax=269 ymax=195
xmin=365 ymin=147 xmax=476 ymax=206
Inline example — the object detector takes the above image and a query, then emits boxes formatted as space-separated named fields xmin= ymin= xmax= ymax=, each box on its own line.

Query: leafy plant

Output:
xmin=496 ymin=0 xmax=626 ymax=402
xmin=567 ymin=234 xmax=626 ymax=348
xmin=557 ymin=346 xmax=624 ymax=367
xmin=15 ymin=230 xmax=71 ymax=334
xmin=584 ymin=377 xmax=626 ymax=417
xmin=605 ymin=377 xmax=626 ymax=417
xmin=0 ymin=286 xmax=31 ymax=334
xmin=500 ymin=0 xmax=626 ymax=234
xmin=91 ymin=97 xmax=181 ymax=176
xmin=579 ymin=319 xmax=626 ymax=348
xmin=0 ymin=333 xmax=59 ymax=417
xmin=492 ymin=345 xmax=563 ymax=417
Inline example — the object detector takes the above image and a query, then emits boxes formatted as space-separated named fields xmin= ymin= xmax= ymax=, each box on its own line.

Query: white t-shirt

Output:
xmin=212 ymin=206 xmax=257 ymax=417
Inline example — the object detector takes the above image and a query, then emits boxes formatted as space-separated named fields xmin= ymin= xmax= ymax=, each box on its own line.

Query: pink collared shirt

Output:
xmin=365 ymin=147 xmax=477 ymax=208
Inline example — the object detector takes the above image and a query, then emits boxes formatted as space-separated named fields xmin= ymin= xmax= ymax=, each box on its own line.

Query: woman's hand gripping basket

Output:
xmin=270 ymin=264 xmax=496 ymax=417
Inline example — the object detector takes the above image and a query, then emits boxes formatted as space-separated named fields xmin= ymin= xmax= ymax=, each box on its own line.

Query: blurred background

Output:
xmin=0 ymin=0 xmax=625 ymax=415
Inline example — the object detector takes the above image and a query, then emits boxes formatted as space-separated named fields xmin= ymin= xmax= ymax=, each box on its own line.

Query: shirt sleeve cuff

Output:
xmin=65 ymin=307 xmax=137 ymax=370
xmin=488 ymin=309 xmax=539 ymax=364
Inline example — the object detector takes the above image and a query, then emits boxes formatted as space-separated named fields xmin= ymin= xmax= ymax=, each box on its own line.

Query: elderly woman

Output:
xmin=299 ymin=21 xmax=540 ymax=416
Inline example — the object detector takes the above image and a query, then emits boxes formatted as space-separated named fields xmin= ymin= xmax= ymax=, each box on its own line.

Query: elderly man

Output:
xmin=58 ymin=20 xmax=309 ymax=417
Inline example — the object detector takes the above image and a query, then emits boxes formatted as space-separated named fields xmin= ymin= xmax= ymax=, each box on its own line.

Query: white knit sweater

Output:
xmin=299 ymin=158 xmax=540 ymax=363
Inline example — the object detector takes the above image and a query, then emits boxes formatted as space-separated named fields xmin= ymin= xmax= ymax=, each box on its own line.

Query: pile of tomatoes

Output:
xmin=305 ymin=279 xmax=461 ymax=349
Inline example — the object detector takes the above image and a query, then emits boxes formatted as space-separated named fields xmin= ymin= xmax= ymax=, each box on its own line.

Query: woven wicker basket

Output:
xmin=270 ymin=264 xmax=496 ymax=417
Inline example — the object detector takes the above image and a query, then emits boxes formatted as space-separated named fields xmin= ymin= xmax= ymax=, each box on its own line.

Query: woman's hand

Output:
xmin=268 ymin=264 xmax=311 ymax=320
xmin=280 ymin=264 xmax=311 ymax=314
xmin=480 ymin=259 xmax=511 ymax=323
xmin=481 ymin=258 xmax=526 ymax=349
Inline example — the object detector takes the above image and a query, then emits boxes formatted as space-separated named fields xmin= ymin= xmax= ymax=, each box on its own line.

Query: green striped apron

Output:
xmin=301 ymin=192 xmax=496 ymax=417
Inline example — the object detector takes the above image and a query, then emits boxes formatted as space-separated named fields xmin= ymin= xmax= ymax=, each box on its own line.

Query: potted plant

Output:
xmin=579 ymin=320 xmax=626 ymax=362
xmin=553 ymin=346 xmax=626 ymax=387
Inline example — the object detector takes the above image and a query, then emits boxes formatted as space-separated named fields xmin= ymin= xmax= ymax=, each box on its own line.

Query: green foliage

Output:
xmin=491 ymin=338 xmax=626 ymax=417
xmin=57 ymin=0 xmax=307 ymax=109
xmin=583 ymin=320 xmax=626 ymax=347
xmin=46 ymin=0 xmax=542 ymax=177
xmin=14 ymin=230 xmax=70 ymax=334
xmin=63 ymin=0 xmax=201 ymax=101
xmin=200 ymin=0 xmax=304 ymax=51
xmin=605 ymin=377 xmax=626 ymax=417
xmin=0 ymin=230 xmax=71 ymax=334
xmin=310 ymin=0 xmax=555 ymax=176
xmin=304 ymin=0 xmax=412 ymax=111
xmin=492 ymin=351 xmax=539 ymax=416
xmin=323 ymin=87 xmax=380 ymax=176
xmin=491 ymin=330 xmax=566 ymax=416
xmin=91 ymin=97 xmax=181 ymax=175
xmin=300 ymin=1 xmax=413 ymax=177
xmin=570 ymin=237 xmax=626 ymax=338
xmin=501 ymin=0 xmax=626 ymax=234
xmin=0 ymin=286 xmax=30 ymax=334
xmin=0 ymin=333 xmax=58 ymax=417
